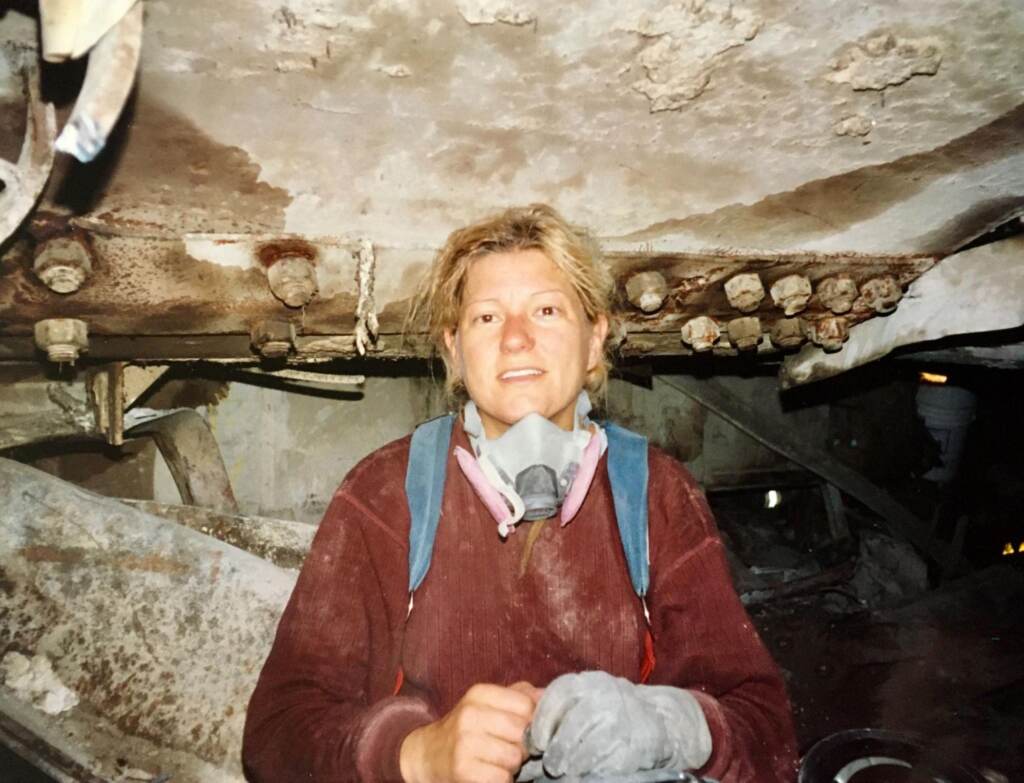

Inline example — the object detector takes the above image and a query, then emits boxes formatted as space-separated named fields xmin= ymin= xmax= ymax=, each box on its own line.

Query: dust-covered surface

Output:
xmin=0 ymin=457 xmax=297 ymax=782
xmin=120 ymin=499 xmax=315 ymax=570
xmin=0 ymin=0 xmax=1022 ymax=362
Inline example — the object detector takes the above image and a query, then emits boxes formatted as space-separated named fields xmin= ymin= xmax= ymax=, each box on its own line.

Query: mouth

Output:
xmin=499 ymin=368 xmax=544 ymax=381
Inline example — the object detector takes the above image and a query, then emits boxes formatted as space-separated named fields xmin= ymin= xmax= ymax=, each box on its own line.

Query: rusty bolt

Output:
xmin=724 ymin=273 xmax=765 ymax=313
xmin=625 ymin=271 xmax=668 ymax=314
xmin=267 ymin=256 xmax=318 ymax=308
xmin=680 ymin=316 xmax=721 ymax=352
xmin=817 ymin=275 xmax=858 ymax=314
xmin=803 ymin=316 xmax=849 ymax=352
xmin=770 ymin=275 xmax=813 ymax=316
xmin=859 ymin=276 xmax=903 ymax=314
xmin=33 ymin=318 xmax=89 ymax=363
xmin=250 ymin=320 xmax=295 ymax=359
xmin=727 ymin=316 xmax=762 ymax=351
xmin=33 ymin=236 xmax=92 ymax=294
xmin=769 ymin=317 xmax=806 ymax=350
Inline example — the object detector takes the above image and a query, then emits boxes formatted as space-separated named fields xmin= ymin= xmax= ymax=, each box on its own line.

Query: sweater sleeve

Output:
xmin=646 ymin=452 xmax=799 ymax=783
xmin=242 ymin=468 xmax=437 ymax=782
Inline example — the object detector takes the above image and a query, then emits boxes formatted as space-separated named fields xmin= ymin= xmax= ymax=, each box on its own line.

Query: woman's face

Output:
xmin=444 ymin=249 xmax=608 ymax=439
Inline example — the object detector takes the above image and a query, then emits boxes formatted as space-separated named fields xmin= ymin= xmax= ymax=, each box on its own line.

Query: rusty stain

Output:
xmin=255 ymin=238 xmax=318 ymax=268
xmin=17 ymin=546 xmax=188 ymax=575
xmin=48 ymin=99 xmax=292 ymax=235
xmin=116 ymin=553 xmax=190 ymax=576
xmin=19 ymin=545 xmax=86 ymax=564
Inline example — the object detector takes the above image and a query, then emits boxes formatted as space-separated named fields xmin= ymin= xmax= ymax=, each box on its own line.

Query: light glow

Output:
xmin=764 ymin=490 xmax=782 ymax=510
xmin=919 ymin=371 xmax=948 ymax=384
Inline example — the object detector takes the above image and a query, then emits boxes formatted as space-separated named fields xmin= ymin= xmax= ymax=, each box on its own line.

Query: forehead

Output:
xmin=462 ymin=248 xmax=575 ymax=299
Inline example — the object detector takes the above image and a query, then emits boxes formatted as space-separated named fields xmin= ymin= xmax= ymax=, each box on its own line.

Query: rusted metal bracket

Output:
xmin=88 ymin=363 xmax=169 ymax=446
xmin=661 ymin=374 xmax=963 ymax=571
xmin=88 ymin=362 xmax=125 ymax=446
xmin=125 ymin=409 xmax=239 ymax=513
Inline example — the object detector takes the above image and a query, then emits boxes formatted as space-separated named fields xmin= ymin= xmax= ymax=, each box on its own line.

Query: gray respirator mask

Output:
xmin=461 ymin=392 xmax=605 ymax=536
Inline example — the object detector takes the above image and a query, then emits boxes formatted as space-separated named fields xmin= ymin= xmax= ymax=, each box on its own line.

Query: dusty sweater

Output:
xmin=242 ymin=420 xmax=798 ymax=782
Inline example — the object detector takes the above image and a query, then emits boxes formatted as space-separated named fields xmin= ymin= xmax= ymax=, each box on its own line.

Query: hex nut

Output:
xmin=803 ymin=316 xmax=849 ymax=352
xmin=251 ymin=320 xmax=295 ymax=359
xmin=817 ymin=275 xmax=858 ymax=314
xmin=33 ymin=318 xmax=89 ymax=363
xmin=625 ymin=271 xmax=668 ymax=314
xmin=769 ymin=317 xmax=806 ymax=350
xmin=859 ymin=276 xmax=903 ymax=314
xmin=33 ymin=236 xmax=93 ymax=294
xmin=267 ymin=256 xmax=318 ymax=308
xmin=680 ymin=316 xmax=721 ymax=352
xmin=770 ymin=275 xmax=813 ymax=316
xmin=727 ymin=316 xmax=762 ymax=350
xmin=724 ymin=273 xmax=765 ymax=313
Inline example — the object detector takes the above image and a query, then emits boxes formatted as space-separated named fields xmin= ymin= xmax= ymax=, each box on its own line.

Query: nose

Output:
xmin=500 ymin=313 xmax=534 ymax=353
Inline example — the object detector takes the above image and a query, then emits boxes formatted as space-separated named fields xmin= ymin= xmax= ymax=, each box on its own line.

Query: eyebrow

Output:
xmin=463 ymin=289 xmax=570 ymax=308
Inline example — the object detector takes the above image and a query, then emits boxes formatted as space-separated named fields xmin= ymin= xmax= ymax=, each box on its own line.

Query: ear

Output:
xmin=586 ymin=314 xmax=609 ymax=371
xmin=443 ymin=328 xmax=458 ymax=363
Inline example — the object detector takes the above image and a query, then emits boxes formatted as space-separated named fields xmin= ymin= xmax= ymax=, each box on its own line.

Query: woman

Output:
xmin=242 ymin=205 xmax=798 ymax=783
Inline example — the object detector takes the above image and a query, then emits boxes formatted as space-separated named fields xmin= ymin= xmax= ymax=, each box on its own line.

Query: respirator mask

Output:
xmin=456 ymin=391 xmax=606 ymax=537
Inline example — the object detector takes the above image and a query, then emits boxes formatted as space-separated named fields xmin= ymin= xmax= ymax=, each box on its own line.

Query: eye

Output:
xmin=537 ymin=305 xmax=559 ymax=318
xmin=473 ymin=312 xmax=496 ymax=325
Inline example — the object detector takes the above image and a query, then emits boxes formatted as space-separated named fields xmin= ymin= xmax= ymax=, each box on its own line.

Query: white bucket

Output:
xmin=915 ymin=383 xmax=977 ymax=483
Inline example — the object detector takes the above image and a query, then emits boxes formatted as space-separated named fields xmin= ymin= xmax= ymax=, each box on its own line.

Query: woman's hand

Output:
xmin=400 ymin=681 xmax=542 ymax=783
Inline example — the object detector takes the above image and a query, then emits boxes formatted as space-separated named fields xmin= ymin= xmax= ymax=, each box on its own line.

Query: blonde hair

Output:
xmin=408 ymin=204 xmax=615 ymax=405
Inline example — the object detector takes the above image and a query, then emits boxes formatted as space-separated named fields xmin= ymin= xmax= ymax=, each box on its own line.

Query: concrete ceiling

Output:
xmin=0 ymin=0 xmax=1022 ymax=364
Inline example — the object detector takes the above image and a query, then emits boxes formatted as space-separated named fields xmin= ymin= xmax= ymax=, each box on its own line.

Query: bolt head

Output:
xmin=769 ymin=317 xmax=806 ymax=349
xmin=724 ymin=273 xmax=765 ymax=313
xmin=817 ymin=276 xmax=858 ymax=314
xmin=33 ymin=318 xmax=89 ymax=363
xmin=680 ymin=316 xmax=721 ymax=352
xmin=727 ymin=316 xmax=762 ymax=350
xmin=859 ymin=276 xmax=902 ymax=314
xmin=38 ymin=264 xmax=87 ymax=294
xmin=267 ymin=256 xmax=318 ymax=308
xmin=625 ymin=271 xmax=668 ymax=314
xmin=804 ymin=316 xmax=849 ymax=352
xmin=33 ymin=236 xmax=92 ymax=294
xmin=770 ymin=275 xmax=813 ymax=316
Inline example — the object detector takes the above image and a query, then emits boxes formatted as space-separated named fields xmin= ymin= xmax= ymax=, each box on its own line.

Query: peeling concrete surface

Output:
xmin=827 ymin=33 xmax=942 ymax=92
xmin=624 ymin=1 xmax=760 ymax=112
xmin=0 ymin=0 xmax=1015 ymax=249
xmin=456 ymin=0 xmax=536 ymax=27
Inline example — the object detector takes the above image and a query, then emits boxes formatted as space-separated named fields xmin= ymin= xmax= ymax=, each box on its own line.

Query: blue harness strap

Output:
xmin=405 ymin=416 xmax=650 ymax=598
xmin=406 ymin=413 xmax=455 ymax=593
xmin=604 ymin=422 xmax=650 ymax=598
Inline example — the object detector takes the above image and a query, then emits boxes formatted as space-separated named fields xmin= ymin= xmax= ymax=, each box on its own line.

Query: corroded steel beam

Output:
xmin=0 ymin=223 xmax=936 ymax=362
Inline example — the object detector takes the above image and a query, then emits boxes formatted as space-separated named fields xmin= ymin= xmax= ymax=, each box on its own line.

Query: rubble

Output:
xmin=1 ymin=651 xmax=79 ymax=716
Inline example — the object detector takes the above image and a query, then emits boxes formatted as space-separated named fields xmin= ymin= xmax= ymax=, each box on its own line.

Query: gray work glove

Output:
xmin=517 ymin=671 xmax=712 ymax=782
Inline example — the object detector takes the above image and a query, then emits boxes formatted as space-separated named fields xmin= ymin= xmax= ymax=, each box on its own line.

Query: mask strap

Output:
xmin=559 ymin=425 xmax=604 ymax=525
xmin=454 ymin=446 xmax=523 ymax=538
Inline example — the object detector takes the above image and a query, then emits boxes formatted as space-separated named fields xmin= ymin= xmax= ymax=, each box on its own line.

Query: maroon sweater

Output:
xmin=243 ymin=421 xmax=798 ymax=782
